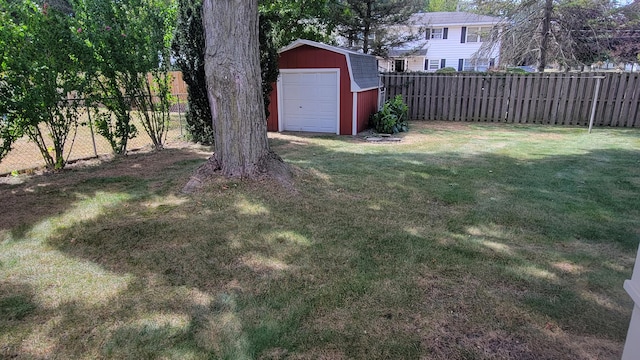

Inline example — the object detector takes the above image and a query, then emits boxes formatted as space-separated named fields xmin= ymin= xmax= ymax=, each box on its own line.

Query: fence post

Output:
xmin=588 ymin=76 xmax=605 ymax=133
xmin=85 ymin=102 xmax=98 ymax=157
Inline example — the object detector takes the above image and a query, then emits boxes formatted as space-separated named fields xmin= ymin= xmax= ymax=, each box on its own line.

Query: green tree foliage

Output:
xmin=0 ymin=7 xmax=22 ymax=162
xmin=259 ymin=0 xmax=334 ymax=47
xmin=74 ymin=0 xmax=175 ymax=154
xmin=171 ymin=0 xmax=214 ymax=145
xmin=425 ymin=0 xmax=459 ymax=12
xmin=1 ymin=0 xmax=87 ymax=169
xmin=331 ymin=0 xmax=424 ymax=56
xmin=258 ymin=12 xmax=280 ymax=120
xmin=130 ymin=0 xmax=176 ymax=151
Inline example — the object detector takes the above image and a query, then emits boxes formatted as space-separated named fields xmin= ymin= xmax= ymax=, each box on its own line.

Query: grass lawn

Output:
xmin=1 ymin=121 xmax=639 ymax=359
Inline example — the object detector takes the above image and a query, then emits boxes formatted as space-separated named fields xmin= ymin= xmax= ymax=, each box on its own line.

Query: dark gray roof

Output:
xmin=410 ymin=12 xmax=502 ymax=26
xmin=348 ymin=54 xmax=380 ymax=90
xmin=279 ymin=39 xmax=380 ymax=92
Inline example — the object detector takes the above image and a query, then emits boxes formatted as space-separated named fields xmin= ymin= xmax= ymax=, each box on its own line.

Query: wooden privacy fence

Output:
xmin=382 ymin=73 xmax=640 ymax=127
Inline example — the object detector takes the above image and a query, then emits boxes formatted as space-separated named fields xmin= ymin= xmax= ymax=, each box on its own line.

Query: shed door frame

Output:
xmin=277 ymin=68 xmax=341 ymax=135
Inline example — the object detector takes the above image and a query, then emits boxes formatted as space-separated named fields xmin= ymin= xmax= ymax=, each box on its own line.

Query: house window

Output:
xmin=463 ymin=58 xmax=491 ymax=71
xmin=394 ymin=59 xmax=406 ymax=72
xmin=426 ymin=27 xmax=448 ymax=40
xmin=429 ymin=59 xmax=440 ymax=71
xmin=466 ymin=26 xmax=492 ymax=43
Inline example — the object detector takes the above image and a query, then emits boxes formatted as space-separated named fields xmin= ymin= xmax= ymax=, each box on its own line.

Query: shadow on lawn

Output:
xmin=1 ymin=135 xmax=639 ymax=359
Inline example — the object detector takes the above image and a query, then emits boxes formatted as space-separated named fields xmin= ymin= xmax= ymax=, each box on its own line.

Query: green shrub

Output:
xmin=370 ymin=95 xmax=409 ymax=134
xmin=506 ymin=67 xmax=529 ymax=74
xmin=435 ymin=67 xmax=457 ymax=74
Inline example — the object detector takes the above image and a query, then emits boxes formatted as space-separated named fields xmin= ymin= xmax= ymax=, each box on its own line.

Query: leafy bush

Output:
xmin=370 ymin=95 xmax=409 ymax=134
xmin=435 ymin=67 xmax=457 ymax=74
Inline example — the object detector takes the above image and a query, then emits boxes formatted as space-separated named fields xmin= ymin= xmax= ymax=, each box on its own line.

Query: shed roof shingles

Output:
xmin=348 ymin=54 xmax=380 ymax=90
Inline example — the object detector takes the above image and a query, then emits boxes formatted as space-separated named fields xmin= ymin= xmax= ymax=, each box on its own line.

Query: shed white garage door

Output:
xmin=279 ymin=70 xmax=339 ymax=133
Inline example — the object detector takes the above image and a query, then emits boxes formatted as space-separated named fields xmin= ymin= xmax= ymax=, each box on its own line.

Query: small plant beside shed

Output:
xmin=370 ymin=95 xmax=409 ymax=134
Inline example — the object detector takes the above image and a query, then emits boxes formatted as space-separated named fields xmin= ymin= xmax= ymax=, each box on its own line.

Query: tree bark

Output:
xmin=183 ymin=0 xmax=291 ymax=192
xmin=538 ymin=0 xmax=553 ymax=72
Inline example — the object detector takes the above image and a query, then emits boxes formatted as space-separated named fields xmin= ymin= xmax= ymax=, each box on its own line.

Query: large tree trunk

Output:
xmin=183 ymin=0 xmax=290 ymax=192
xmin=538 ymin=0 xmax=553 ymax=72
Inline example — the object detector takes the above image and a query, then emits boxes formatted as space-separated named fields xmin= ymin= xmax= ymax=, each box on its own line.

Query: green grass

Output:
xmin=1 ymin=121 xmax=639 ymax=359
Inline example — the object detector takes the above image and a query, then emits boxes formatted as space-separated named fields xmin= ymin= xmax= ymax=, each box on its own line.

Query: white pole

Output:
xmin=588 ymin=76 xmax=605 ymax=133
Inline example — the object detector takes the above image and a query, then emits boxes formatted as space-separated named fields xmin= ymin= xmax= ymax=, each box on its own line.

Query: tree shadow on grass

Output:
xmin=1 ymin=134 xmax=639 ymax=359
xmin=0 ymin=148 xmax=209 ymax=237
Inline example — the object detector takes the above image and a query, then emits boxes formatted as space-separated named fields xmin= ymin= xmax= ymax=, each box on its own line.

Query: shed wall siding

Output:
xmin=356 ymin=89 xmax=379 ymax=133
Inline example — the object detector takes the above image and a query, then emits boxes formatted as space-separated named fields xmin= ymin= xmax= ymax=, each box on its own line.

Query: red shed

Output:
xmin=267 ymin=39 xmax=381 ymax=135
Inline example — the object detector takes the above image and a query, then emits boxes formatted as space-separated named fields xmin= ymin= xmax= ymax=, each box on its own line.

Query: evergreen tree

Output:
xmin=172 ymin=0 xmax=214 ymax=145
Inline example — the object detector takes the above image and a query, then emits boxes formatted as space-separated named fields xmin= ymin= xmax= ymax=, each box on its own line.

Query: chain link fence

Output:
xmin=0 ymin=93 xmax=190 ymax=175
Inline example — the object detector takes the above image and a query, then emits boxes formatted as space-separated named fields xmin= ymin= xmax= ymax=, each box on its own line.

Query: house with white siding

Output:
xmin=378 ymin=12 xmax=503 ymax=72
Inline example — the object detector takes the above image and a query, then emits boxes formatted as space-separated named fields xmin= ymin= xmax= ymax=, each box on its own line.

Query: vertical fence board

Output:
xmin=425 ymin=75 xmax=432 ymax=120
xmin=603 ymin=75 xmax=617 ymax=126
xmin=424 ymin=75 xmax=432 ymax=120
xmin=612 ymin=74 xmax=628 ymax=127
xmin=470 ymin=76 xmax=480 ymax=121
xmin=479 ymin=76 xmax=489 ymax=121
xmin=567 ymin=75 xmax=579 ymax=124
xmin=498 ymin=74 xmax=506 ymax=122
xmin=544 ymin=74 xmax=556 ymax=123
xmin=617 ymin=74 xmax=633 ymax=125
xmin=486 ymin=76 xmax=497 ymax=121
xmin=440 ymin=76 xmax=449 ymax=120
xmin=626 ymin=74 xmax=640 ymax=127
xmin=537 ymin=73 xmax=548 ymax=123
xmin=556 ymin=75 xmax=570 ymax=125
xmin=504 ymin=74 xmax=521 ymax=122
xmin=513 ymin=75 xmax=526 ymax=123
xmin=437 ymin=76 xmax=445 ymax=120
xmin=452 ymin=75 xmax=462 ymax=121
xmin=431 ymin=75 xmax=439 ymax=120
xmin=490 ymin=76 xmax=498 ymax=121
xmin=574 ymin=76 xmax=589 ymax=126
xmin=421 ymin=74 xmax=429 ymax=120
xmin=592 ymin=75 xmax=604 ymax=126
xmin=423 ymin=75 xmax=429 ymax=120
xmin=411 ymin=74 xmax=420 ymax=120
xmin=581 ymin=76 xmax=596 ymax=126
xmin=459 ymin=76 xmax=469 ymax=122
xmin=518 ymin=75 xmax=529 ymax=123
xmin=549 ymin=74 xmax=563 ymax=124
xmin=441 ymin=76 xmax=450 ymax=120
xmin=502 ymin=74 xmax=513 ymax=122
xmin=479 ymin=76 xmax=488 ymax=121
